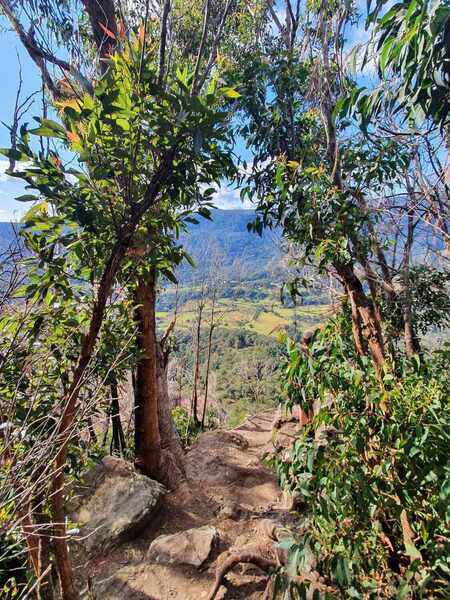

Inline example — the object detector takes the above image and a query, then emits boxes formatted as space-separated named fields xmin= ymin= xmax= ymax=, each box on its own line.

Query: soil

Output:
xmin=81 ymin=410 xmax=296 ymax=600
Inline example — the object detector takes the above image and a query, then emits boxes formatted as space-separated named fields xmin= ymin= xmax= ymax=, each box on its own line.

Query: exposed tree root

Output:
xmin=207 ymin=552 xmax=278 ymax=600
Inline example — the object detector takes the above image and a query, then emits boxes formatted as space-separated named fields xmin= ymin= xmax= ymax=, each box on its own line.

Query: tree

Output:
xmin=236 ymin=1 xmax=393 ymax=370
xmin=0 ymin=3 xmax=241 ymax=597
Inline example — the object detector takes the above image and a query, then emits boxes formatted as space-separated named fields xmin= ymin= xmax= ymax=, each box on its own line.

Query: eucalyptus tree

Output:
xmin=341 ymin=0 xmax=450 ymax=354
xmin=0 ymin=2 xmax=254 ymax=598
xmin=236 ymin=0 xmax=448 ymax=368
xmin=235 ymin=0 xmax=402 ymax=370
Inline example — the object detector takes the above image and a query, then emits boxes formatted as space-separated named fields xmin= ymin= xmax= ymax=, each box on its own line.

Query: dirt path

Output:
xmin=88 ymin=410 xmax=292 ymax=600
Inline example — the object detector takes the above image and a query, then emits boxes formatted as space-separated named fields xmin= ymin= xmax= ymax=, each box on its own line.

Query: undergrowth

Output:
xmin=273 ymin=306 xmax=450 ymax=598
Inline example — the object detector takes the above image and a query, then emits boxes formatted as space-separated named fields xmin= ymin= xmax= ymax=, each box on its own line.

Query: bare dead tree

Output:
xmin=190 ymin=279 xmax=206 ymax=426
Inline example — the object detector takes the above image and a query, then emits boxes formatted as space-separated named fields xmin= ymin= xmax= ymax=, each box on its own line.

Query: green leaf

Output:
xmin=0 ymin=148 xmax=29 ymax=161
xmin=29 ymin=127 xmax=65 ymax=139
xmin=380 ymin=37 xmax=395 ymax=72
xmin=198 ymin=207 xmax=212 ymax=220
xmin=220 ymin=87 xmax=241 ymax=99
xmin=161 ymin=268 xmax=178 ymax=285
xmin=15 ymin=194 xmax=39 ymax=202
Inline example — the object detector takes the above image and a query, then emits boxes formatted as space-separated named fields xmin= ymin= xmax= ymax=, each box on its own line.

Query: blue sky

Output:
xmin=0 ymin=27 xmax=43 ymax=221
xmin=0 ymin=4 xmax=371 ymax=220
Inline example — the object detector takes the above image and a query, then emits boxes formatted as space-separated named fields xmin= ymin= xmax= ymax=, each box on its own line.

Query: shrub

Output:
xmin=275 ymin=307 xmax=450 ymax=598
xmin=171 ymin=406 xmax=202 ymax=446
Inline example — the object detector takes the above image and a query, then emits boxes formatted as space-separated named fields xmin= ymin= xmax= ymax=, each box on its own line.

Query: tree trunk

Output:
xmin=201 ymin=290 xmax=216 ymax=428
xmin=402 ymin=201 xmax=421 ymax=357
xmin=134 ymin=270 xmax=161 ymax=479
xmin=336 ymin=263 xmax=385 ymax=371
xmin=346 ymin=286 xmax=365 ymax=356
xmin=110 ymin=374 xmax=126 ymax=455
xmin=403 ymin=297 xmax=419 ymax=357
xmin=86 ymin=416 xmax=97 ymax=446
xmin=191 ymin=300 xmax=204 ymax=426
xmin=33 ymin=493 xmax=55 ymax=600
xmin=156 ymin=341 xmax=186 ymax=488
xmin=82 ymin=0 xmax=117 ymax=74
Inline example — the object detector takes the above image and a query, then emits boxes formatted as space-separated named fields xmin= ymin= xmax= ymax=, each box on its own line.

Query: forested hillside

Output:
xmin=1 ymin=209 xmax=281 ymax=272
xmin=0 ymin=1 xmax=449 ymax=600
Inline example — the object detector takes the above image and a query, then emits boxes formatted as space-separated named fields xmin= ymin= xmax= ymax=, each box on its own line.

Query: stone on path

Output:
xmin=74 ymin=456 xmax=165 ymax=552
xmin=147 ymin=525 xmax=219 ymax=567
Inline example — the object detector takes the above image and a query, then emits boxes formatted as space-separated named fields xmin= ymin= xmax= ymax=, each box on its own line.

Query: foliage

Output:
xmin=0 ymin=532 xmax=27 ymax=599
xmin=171 ymin=405 xmax=218 ymax=446
xmin=171 ymin=406 xmax=202 ymax=446
xmin=381 ymin=266 xmax=450 ymax=337
xmin=351 ymin=0 xmax=450 ymax=127
xmin=274 ymin=306 xmax=450 ymax=597
xmin=236 ymin=13 xmax=409 ymax=291
xmin=171 ymin=326 xmax=284 ymax=423
xmin=0 ymin=21 xmax=237 ymax=596
xmin=0 ymin=23 xmax=236 ymax=454
xmin=3 ymin=40 xmax=234 ymax=287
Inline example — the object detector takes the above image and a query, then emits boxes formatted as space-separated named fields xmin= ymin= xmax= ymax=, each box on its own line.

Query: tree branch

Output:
xmin=82 ymin=0 xmax=118 ymax=74
xmin=208 ymin=552 xmax=277 ymax=600
xmin=195 ymin=0 xmax=233 ymax=93
xmin=0 ymin=0 xmax=70 ymax=98
xmin=191 ymin=0 xmax=211 ymax=95
xmin=158 ymin=0 xmax=172 ymax=86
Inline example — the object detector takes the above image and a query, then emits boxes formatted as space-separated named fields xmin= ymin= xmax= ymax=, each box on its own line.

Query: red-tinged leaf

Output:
xmin=67 ymin=131 xmax=80 ymax=144
xmin=99 ymin=22 xmax=116 ymax=40
xmin=118 ymin=20 xmax=126 ymax=41
xmin=52 ymin=156 xmax=62 ymax=169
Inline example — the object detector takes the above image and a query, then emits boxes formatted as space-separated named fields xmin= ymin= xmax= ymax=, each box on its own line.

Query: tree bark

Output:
xmin=48 ymin=150 xmax=174 ymax=600
xmin=191 ymin=298 xmax=204 ymax=426
xmin=346 ymin=286 xmax=365 ymax=356
xmin=134 ymin=269 xmax=162 ymax=478
xmin=109 ymin=374 xmax=126 ymax=455
xmin=336 ymin=263 xmax=385 ymax=371
xmin=402 ymin=200 xmax=421 ymax=357
xmin=86 ymin=416 xmax=97 ymax=446
xmin=156 ymin=341 xmax=186 ymax=488
xmin=82 ymin=0 xmax=117 ymax=74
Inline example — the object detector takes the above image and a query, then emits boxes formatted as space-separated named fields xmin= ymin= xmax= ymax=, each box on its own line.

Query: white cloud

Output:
xmin=213 ymin=183 xmax=253 ymax=210
xmin=0 ymin=160 xmax=12 ymax=182
xmin=0 ymin=159 xmax=28 ymax=221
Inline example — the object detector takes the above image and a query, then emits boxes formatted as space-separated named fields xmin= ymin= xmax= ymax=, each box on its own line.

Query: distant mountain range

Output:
xmin=0 ymin=210 xmax=284 ymax=283
xmin=178 ymin=209 xmax=283 ymax=281
xmin=0 ymin=222 xmax=20 ymax=252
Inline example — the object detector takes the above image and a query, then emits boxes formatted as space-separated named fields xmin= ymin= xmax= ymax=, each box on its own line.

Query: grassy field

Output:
xmin=157 ymin=296 xmax=331 ymax=337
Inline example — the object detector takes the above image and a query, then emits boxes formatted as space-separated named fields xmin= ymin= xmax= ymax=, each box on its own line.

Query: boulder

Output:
xmin=147 ymin=525 xmax=218 ymax=567
xmin=73 ymin=456 xmax=165 ymax=552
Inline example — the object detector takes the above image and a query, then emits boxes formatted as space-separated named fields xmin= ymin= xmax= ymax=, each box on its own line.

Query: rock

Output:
xmin=217 ymin=502 xmax=241 ymax=520
xmin=147 ymin=525 xmax=218 ymax=567
xmin=102 ymin=454 xmax=135 ymax=476
xmin=73 ymin=457 xmax=165 ymax=553
xmin=314 ymin=424 xmax=339 ymax=447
